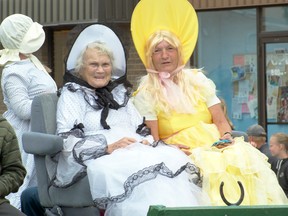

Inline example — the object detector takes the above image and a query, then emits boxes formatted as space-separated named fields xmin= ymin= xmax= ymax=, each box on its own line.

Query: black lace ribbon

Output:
xmin=136 ymin=117 xmax=151 ymax=137
xmin=63 ymin=72 xmax=132 ymax=129
xmin=71 ymin=122 xmax=85 ymax=133
xmin=51 ymin=130 xmax=108 ymax=188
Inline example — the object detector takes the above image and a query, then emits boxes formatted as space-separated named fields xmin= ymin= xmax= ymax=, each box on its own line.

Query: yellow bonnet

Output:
xmin=131 ymin=0 xmax=198 ymax=67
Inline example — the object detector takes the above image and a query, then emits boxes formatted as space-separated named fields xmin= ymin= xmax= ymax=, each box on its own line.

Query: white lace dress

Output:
xmin=1 ymin=59 xmax=57 ymax=209
xmin=54 ymin=83 xmax=208 ymax=216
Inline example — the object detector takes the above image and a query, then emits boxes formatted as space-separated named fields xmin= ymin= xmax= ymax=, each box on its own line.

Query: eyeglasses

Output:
xmin=86 ymin=62 xmax=112 ymax=70
xmin=152 ymin=45 xmax=177 ymax=55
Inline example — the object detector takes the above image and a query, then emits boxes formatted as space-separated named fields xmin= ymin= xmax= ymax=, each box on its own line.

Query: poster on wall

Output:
xmin=277 ymin=86 xmax=288 ymax=123
xmin=247 ymin=97 xmax=257 ymax=118
xmin=232 ymin=97 xmax=242 ymax=119
xmin=267 ymin=84 xmax=278 ymax=120
xmin=231 ymin=65 xmax=246 ymax=81
xmin=231 ymin=54 xmax=257 ymax=119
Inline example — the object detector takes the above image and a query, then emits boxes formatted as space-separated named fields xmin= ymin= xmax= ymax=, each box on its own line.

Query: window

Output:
xmin=262 ymin=6 xmax=288 ymax=32
xmin=196 ymin=9 xmax=257 ymax=131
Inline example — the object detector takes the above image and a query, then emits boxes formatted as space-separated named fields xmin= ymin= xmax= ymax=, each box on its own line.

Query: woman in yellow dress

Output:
xmin=131 ymin=0 xmax=288 ymax=205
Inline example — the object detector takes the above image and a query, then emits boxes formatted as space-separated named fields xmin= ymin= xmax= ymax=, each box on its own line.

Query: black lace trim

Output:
xmin=58 ymin=125 xmax=85 ymax=139
xmin=51 ymin=129 xmax=108 ymax=188
xmin=150 ymin=140 xmax=166 ymax=147
xmin=136 ymin=117 xmax=151 ymax=137
xmin=72 ymin=135 xmax=108 ymax=166
xmin=93 ymin=162 xmax=201 ymax=209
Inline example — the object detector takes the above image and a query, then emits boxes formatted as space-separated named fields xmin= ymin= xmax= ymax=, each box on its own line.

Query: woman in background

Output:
xmin=0 ymin=14 xmax=57 ymax=209
xmin=270 ymin=133 xmax=288 ymax=197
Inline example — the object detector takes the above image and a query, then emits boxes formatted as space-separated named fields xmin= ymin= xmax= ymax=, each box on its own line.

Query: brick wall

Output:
xmin=123 ymin=25 xmax=147 ymax=90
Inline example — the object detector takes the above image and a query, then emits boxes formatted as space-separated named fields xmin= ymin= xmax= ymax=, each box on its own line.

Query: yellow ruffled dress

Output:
xmin=131 ymin=0 xmax=287 ymax=206
xmin=158 ymin=104 xmax=288 ymax=205
xmin=133 ymin=69 xmax=287 ymax=205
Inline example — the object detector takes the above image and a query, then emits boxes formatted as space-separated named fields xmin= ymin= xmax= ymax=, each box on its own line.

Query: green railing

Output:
xmin=147 ymin=205 xmax=288 ymax=216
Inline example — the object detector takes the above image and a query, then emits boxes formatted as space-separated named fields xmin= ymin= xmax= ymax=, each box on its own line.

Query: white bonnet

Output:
xmin=0 ymin=14 xmax=46 ymax=71
xmin=66 ymin=24 xmax=126 ymax=80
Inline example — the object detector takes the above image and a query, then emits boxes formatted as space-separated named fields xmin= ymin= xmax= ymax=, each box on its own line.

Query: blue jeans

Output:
xmin=21 ymin=187 xmax=45 ymax=216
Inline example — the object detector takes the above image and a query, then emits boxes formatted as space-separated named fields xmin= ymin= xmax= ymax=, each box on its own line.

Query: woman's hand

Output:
xmin=107 ymin=137 xmax=137 ymax=154
xmin=140 ymin=139 xmax=150 ymax=145
xmin=216 ymin=132 xmax=234 ymax=149
xmin=173 ymin=144 xmax=191 ymax=155
xmin=220 ymin=132 xmax=233 ymax=141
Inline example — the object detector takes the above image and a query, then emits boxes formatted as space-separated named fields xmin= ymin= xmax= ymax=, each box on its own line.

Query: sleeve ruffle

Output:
xmin=132 ymin=89 xmax=157 ymax=121
xmin=185 ymin=69 xmax=218 ymax=103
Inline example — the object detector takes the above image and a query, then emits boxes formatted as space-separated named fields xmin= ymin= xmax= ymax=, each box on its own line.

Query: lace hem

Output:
xmin=94 ymin=161 xmax=201 ymax=209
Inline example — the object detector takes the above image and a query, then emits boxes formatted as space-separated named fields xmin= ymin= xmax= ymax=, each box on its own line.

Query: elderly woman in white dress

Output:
xmin=0 ymin=14 xmax=57 ymax=209
xmin=50 ymin=24 xmax=209 ymax=216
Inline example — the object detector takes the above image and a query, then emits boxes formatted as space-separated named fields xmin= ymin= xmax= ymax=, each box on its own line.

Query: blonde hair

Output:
xmin=271 ymin=133 xmax=288 ymax=152
xmin=137 ymin=30 xmax=216 ymax=114
xmin=220 ymin=98 xmax=235 ymax=130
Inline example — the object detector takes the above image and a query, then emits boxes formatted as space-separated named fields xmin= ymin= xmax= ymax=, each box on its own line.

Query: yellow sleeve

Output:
xmin=188 ymin=69 xmax=220 ymax=107
xmin=132 ymin=89 xmax=157 ymax=121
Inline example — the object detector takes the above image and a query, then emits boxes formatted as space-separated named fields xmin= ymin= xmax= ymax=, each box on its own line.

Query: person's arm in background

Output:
xmin=2 ymin=72 xmax=32 ymax=120
xmin=0 ymin=117 xmax=26 ymax=197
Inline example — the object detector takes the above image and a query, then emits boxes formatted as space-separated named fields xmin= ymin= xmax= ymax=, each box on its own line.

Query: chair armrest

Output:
xmin=23 ymin=132 xmax=63 ymax=155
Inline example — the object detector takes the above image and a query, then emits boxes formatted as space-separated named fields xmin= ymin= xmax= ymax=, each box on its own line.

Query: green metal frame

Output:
xmin=147 ymin=205 xmax=288 ymax=216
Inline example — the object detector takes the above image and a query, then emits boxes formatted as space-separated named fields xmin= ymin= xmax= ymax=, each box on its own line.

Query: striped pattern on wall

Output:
xmin=0 ymin=0 xmax=99 ymax=25
xmin=0 ymin=0 xmax=140 ymax=25
xmin=190 ymin=0 xmax=288 ymax=10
